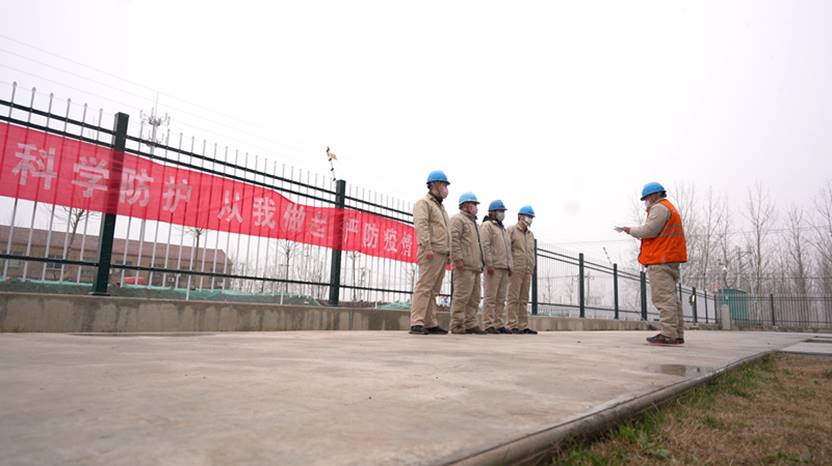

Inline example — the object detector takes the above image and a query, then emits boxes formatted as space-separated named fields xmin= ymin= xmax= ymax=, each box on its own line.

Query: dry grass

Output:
xmin=549 ymin=353 xmax=832 ymax=465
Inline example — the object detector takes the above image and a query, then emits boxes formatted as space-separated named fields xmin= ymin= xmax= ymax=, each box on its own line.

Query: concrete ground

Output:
xmin=780 ymin=334 xmax=832 ymax=356
xmin=0 ymin=330 xmax=814 ymax=466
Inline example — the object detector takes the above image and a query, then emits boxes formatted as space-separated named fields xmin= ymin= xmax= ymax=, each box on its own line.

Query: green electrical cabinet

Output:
xmin=720 ymin=288 xmax=749 ymax=321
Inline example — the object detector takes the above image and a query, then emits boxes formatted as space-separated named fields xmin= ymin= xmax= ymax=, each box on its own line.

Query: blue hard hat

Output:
xmin=458 ymin=192 xmax=479 ymax=206
xmin=488 ymin=199 xmax=506 ymax=211
xmin=640 ymin=182 xmax=666 ymax=200
xmin=518 ymin=205 xmax=535 ymax=217
xmin=426 ymin=170 xmax=450 ymax=185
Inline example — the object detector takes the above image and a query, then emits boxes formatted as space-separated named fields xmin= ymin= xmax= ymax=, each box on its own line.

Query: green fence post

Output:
xmin=578 ymin=253 xmax=585 ymax=318
xmin=640 ymin=270 xmax=648 ymax=321
xmin=704 ymin=289 xmax=709 ymax=323
xmin=90 ymin=112 xmax=128 ymax=296
xmin=531 ymin=239 xmax=538 ymax=315
xmin=328 ymin=179 xmax=347 ymax=306
xmin=613 ymin=263 xmax=619 ymax=320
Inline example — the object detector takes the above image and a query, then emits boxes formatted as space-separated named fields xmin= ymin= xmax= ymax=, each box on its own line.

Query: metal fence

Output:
xmin=0 ymin=83 xmax=828 ymax=328
xmin=0 ymin=83 xmax=446 ymax=307
xmin=719 ymin=294 xmax=832 ymax=329
xmin=534 ymin=242 xmax=721 ymax=324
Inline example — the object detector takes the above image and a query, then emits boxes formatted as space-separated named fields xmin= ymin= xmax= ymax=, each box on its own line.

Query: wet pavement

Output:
xmin=0 ymin=330 xmax=814 ymax=465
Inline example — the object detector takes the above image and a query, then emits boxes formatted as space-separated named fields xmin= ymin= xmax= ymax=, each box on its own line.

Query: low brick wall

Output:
xmin=1 ymin=292 xmax=686 ymax=333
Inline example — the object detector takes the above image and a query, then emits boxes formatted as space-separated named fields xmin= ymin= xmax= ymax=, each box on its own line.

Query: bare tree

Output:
xmin=626 ymin=198 xmax=647 ymax=266
xmin=697 ymin=188 xmax=724 ymax=292
xmin=35 ymin=206 xmax=100 ymax=281
xmin=767 ymin=241 xmax=793 ymax=296
xmin=673 ymin=182 xmax=698 ymax=228
xmin=671 ymin=182 xmax=698 ymax=285
xmin=307 ymin=256 xmax=328 ymax=300
xmin=744 ymin=183 xmax=776 ymax=294
xmin=189 ymin=228 xmax=205 ymax=267
xmin=348 ymin=250 xmax=363 ymax=302
xmin=279 ymin=239 xmax=299 ymax=296
xmin=813 ymin=180 xmax=832 ymax=297
xmin=785 ymin=206 xmax=810 ymax=297
xmin=619 ymin=266 xmax=642 ymax=314
xmin=565 ymin=273 xmax=576 ymax=307
xmin=544 ymin=275 xmax=554 ymax=307
xmin=47 ymin=207 xmax=99 ymax=255
xmin=715 ymin=200 xmax=734 ymax=290
xmin=175 ymin=226 xmax=205 ymax=290
xmin=584 ymin=269 xmax=594 ymax=307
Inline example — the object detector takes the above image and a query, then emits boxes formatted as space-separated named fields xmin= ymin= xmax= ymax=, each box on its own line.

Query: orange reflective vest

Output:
xmin=638 ymin=199 xmax=688 ymax=265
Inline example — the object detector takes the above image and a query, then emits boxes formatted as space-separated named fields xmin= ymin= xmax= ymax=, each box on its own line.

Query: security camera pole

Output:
xmin=326 ymin=147 xmax=337 ymax=183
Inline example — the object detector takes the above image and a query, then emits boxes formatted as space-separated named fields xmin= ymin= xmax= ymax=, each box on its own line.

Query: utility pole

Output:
xmin=137 ymin=96 xmax=170 ymax=287
xmin=141 ymin=95 xmax=170 ymax=150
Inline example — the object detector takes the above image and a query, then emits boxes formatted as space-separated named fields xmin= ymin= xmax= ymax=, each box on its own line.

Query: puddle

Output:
xmin=70 ymin=332 xmax=214 ymax=337
xmin=646 ymin=364 xmax=712 ymax=377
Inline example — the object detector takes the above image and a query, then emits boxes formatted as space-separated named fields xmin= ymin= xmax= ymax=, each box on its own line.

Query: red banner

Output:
xmin=0 ymin=122 xmax=417 ymax=262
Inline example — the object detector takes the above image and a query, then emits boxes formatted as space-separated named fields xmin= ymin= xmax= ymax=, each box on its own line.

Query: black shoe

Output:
xmin=485 ymin=327 xmax=498 ymax=334
xmin=425 ymin=326 xmax=448 ymax=335
xmin=510 ymin=328 xmax=522 ymax=334
xmin=464 ymin=326 xmax=487 ymax=335
xmin=646 ymin=333 xmax=682 ymax=345
xmin=409 ymin=325 xmax=428 ymax=335
xmin=497 ymin=327 xmax=512 ymax=334
xmin=522 ymin=328 xmax=538 ymax=334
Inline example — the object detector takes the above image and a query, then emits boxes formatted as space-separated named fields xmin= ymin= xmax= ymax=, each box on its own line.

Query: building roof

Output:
xmin=0 ymin=225 xmax=228 ymax=263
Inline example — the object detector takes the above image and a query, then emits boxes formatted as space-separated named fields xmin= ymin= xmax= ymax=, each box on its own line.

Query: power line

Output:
xmin=0 ymin=47 xmax=157 ymax=105
xmin=0 ymin=64 xmax=142 ymax=112
xmin=0 ymin=33 xmax=161 ymax=95
xmin=0 ymin=59 xmax=304 ymax=163
xmin=0 ymin=34 xmax=315 ymax=159
xmin=0 ymin=75 xmax=313 ymax=174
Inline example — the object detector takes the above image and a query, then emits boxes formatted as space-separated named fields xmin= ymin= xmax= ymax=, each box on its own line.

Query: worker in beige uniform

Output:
xmin=507 ymin=205 xmax=538 ymax=334
xmin=479 ymin=199 xmax=513 ymax=334
xmin=616 ymin=182 xmax=688 ymax=345
xmin=449 ymin=192 xmax=486 ymax=334
xmin=410 ymin=170 xmax=452 ymax=335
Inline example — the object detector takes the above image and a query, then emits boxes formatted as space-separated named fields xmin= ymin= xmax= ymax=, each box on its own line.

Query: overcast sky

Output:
xmin=1 ymin=0 xmax=830 ymax=265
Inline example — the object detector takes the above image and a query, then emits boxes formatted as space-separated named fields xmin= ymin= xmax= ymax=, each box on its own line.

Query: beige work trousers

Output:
xmin=507 ymin=270 xmax=532 ymax=330
xmin=481 ymin=269 xmax=510 ymax=329
xmin=647 ymin=263 xmax=684 ymax=339
xmin=411 ymin=253 xmax=448 ymax=327
xmin=450 ymin=269 xmax=482 ymax=332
